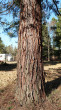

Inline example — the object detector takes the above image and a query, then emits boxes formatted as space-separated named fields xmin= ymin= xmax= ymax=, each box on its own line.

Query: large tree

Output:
xmin=16 ymin=0 xmax=45 ymax=106
xmin=16 ymin=0 xmax=60 ymax=106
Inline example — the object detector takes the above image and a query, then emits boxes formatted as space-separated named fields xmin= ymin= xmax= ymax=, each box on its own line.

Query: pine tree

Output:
xmin=16 ymin=0 xmax=45 ymax=106
xmin=0 ymin=37 xmax=5 ymax=53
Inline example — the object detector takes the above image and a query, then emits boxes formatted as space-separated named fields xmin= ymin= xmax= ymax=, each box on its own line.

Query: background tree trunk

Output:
xmin=16 ymin=0 xmax=45 ymax=106
xmin=48 ymin=35 xmax=50 ymax=61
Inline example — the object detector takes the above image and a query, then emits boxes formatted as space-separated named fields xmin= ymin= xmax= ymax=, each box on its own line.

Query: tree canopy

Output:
xmin=0 ymin=0 xmax=61 ymax=37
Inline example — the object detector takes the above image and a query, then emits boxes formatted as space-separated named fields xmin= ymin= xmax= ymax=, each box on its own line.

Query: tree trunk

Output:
xmin=16 ymin=0 xmax=45 ymax=106
xmin=48 ymin=35 xmax=50 ymax=61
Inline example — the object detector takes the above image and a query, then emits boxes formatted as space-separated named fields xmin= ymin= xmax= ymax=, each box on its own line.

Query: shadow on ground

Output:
xmin=0 ymin=63 xmax=17 ymax=71
xmin=44 ymin=61 xmax=61 ymax=66
xmin=45 ymin=76 xmax=61 ymax=96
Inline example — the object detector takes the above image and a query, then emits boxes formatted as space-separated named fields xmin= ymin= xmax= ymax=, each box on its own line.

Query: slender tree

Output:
xmin=50 ymin=12 xmax=61 ymax=59
xmin=42 ymin=22 xmax=50 ymax=61
xmin=48 ymin=35 xmax=50 ymax=61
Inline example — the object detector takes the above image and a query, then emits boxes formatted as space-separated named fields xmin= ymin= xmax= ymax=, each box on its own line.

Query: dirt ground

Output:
xmin=0 ymin=61 xmax=61 ymax=110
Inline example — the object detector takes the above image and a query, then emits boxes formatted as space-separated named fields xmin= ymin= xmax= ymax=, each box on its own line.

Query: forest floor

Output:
xmin=0 ymin=61 xmax=61 ymax=110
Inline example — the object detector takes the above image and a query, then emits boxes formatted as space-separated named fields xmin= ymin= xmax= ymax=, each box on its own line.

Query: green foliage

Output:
xmin=42 ymin=23 xmax=48 ymax=47
xmin=42 ymin=22 xmax=51 ymax=60
xmin=55 ymin=14 xmax=61 ymax=49
xmin=0 ymin=37 xmax=5 ymax=53
xmin=5 ymin=45 xmax=17 ymax=56
xmin=50 ymin=10 xmax=61 ymax=59
xmin=7 ymin=32 xmax=15 ymax=37
xmin=4 ymin=21 xmax=19 ymax=38
xmin=8 ymin=106 xmax=13 ymax=110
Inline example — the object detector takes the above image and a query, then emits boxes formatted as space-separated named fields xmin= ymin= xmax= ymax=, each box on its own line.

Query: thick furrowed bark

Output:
xmin=16 ymin=0 xmax=45 ymax=105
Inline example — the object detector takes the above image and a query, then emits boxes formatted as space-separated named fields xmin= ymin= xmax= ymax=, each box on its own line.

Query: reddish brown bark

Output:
xmin=16 ymin=0 xmax=45 ymax=106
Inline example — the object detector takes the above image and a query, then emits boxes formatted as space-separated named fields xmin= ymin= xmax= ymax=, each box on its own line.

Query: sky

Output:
xmin=0 ymin=12 xmax=18 ymax=48
xmin=0 ymin=27 xmax=18 ymax=48
xmin=0 ymin=0 xmax=61 ymax=48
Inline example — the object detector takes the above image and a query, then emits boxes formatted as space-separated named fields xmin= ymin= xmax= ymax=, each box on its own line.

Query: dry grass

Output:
xmin=0 ymin=62 xmax=17 ymax=89
xmin=44 ymin=62 xmax=61 ymax=110
xmin=0 ymin=61 xmax=61 ymax=110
